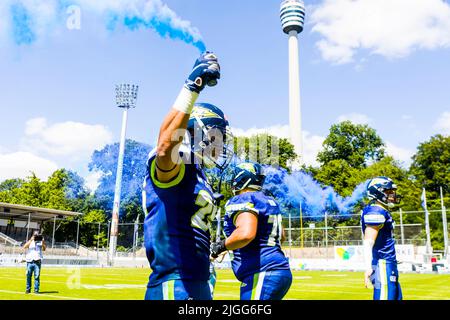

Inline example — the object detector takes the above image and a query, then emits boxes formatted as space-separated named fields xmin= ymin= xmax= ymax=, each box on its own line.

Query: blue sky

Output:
xmin=0 ymin=0 xmax=449 ymax=188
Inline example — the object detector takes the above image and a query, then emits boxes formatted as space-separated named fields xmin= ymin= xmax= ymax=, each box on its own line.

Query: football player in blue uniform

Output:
xmin=361 ymin=176 xmax=403 ymax=300
xmin=142 ymin=52 xmax=234 ymax=300
xmin=211 ymin=162 xmax=292 ymax=300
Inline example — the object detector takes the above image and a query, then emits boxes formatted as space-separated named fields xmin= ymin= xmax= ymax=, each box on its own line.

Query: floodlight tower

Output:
xmin=280 ymin=0 xmax=305 ymax=165
xmin=108 ymin=83 xmax=139 ymax=265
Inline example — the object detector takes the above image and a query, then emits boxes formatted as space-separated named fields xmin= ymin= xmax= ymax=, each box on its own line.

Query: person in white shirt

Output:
xmin=23 ymin=231 xmax=46 ymax=294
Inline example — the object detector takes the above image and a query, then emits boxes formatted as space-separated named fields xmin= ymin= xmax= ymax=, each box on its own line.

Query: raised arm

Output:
xmin=23 ymin=236 xmax=34 ymax=250
xmin=155 ymin=52 xmax=220 ymax=183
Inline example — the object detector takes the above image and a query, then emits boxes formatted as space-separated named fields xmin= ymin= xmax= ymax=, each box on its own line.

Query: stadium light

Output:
xmin=108 ymin=83 xmax=139 ymax=265
xmin=280 ymin=0 xmax=305 ymax=165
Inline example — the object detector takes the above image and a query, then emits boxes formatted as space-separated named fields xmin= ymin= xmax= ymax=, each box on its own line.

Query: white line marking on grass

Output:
xmin=287 ymin=288 xmax=365 ymax=296
xmin=0 ymin=290 xmax=89 ymax=300
xmin=294 ymin=276 xmax=312 ymax=280
xmin=0 ymin=276 xmax=68 ymax=285
xmin=81 ymin=284 xmax=144 ymax=290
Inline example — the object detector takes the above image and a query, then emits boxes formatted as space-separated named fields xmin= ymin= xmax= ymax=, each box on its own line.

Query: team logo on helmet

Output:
xmin=237 ymin=163 xmax=257 ymax=174
xmin=190 ymin=106 xmax=222 ymax=121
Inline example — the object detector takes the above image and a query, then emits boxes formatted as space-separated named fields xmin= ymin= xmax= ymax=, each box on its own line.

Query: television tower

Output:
xmin=108 ymin=83 xmax=139 ymax=265
xmin=280 ymin=0 xmax=305 ymax=165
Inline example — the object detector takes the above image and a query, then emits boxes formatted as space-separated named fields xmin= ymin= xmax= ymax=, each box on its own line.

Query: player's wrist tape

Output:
xmin=173 ymin=86 xmax=199 ymax=114
xmin=363 ymin=239 xmax=375 ymax=271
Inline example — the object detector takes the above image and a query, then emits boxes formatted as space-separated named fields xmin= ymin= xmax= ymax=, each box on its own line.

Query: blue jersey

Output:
xmin=361 ymin=203 xmax=397 ymax=265
xmin=223 ymin=191 xmax=290 ymax=282
xmin=142 ymin=150 xmax=217 ymax=286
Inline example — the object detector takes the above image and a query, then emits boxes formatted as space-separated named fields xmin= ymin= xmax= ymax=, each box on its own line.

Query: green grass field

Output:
xmin=0 ymin=267 xmax=449 ymax=300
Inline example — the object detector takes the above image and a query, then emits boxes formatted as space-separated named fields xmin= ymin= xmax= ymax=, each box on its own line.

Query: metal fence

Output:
xmin=2 ymin=209 xmax=448 ymax=259
xmin=279 ymin=209 xmax=449 ymax=253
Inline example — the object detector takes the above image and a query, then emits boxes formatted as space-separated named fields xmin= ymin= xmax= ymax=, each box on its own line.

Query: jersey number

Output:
xmin=191 ymin=190 xmax=217 ymax=232
xmin=267 ymin=215 xmax=282 ymax=246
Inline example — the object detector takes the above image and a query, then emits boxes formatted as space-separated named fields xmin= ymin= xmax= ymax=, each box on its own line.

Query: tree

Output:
xmin=410 ymin=134 xmax=450 ymax=202
xmin=408 ymin=135 xmax=450 ymax=250
xmin=313 ymin=159 xmax=362 ymax=197
xmin=317 ymin=121 xmax=386 ymax=169
xmin=234 ymin=134 xmax=297 ymax=171
xmin=0 ymin=178 xmax=24 ymax=203
xmin=89 ymin=139 xmax=153 ymax=222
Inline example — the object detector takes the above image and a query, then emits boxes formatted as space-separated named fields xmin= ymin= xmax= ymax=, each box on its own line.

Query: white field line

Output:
xmin=0 ymin=276 xmax=146 ymax=290
xmin=0 ymin=276 xmax=70 ymax=285
xmin=0 ymin=272 xmax=146 ymax=283
xmin=287 ymin=287 xmax=364 ymax=295
xmin=287 ymin=287 xmax=449 ymax=299
xmin=0 ymin=289 xmax=89 ymax=300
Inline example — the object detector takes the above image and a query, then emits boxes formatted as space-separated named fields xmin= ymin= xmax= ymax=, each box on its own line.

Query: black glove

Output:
xmin=210 ymin=240 xmax=227 ymax=259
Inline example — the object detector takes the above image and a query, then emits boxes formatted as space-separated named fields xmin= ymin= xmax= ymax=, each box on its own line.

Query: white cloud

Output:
xmin=434 ymin=111 xmax=450 ymax=135
xmin=231 ymin=125 xmax=325 ymax=167
xmin=22 ymin=117 xmax=113 ymax=159
xmin=336 ymin=113 xmax=371 ymax=125
xmin=84 ymin=170 xmax=103 ymax=193
xmin=385 ymin=142 xmax=414 ymax=167
xmin=231 ymin=125 xmax=290 ymax=139
xmin=310 ymin=0 xmax=450 ymax=64
xmin=0 ymin=152 xmax=58 ymax=182
xmin=302 ymin=131 xmax=326 ymax=167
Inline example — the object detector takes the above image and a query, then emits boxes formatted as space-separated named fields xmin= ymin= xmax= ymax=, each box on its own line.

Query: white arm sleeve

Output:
xmin=363 ymin=239 xmax=375 ymax=271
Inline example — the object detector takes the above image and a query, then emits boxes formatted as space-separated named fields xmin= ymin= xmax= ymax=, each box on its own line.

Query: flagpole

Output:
xmin=422 ymin=188 xmax=433 ymax=257
xmin=440 ymin=187 xmax=448 ymax=259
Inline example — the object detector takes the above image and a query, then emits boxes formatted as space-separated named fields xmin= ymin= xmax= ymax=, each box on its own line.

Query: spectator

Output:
xmin=23 ymin=231 xmax=46 ymax=294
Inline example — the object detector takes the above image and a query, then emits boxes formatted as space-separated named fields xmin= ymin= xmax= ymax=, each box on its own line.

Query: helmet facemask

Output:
xmin=189 ymin=116 xmax=234 ymax=173
xmin=369 ymin=187 xmax=402 ymax=209
xmin=384 ymin=189 xmax=402 ymax=208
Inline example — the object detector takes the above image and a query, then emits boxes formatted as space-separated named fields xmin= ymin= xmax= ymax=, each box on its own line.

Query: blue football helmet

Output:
xmin=366 ymin=176 xmax=401 ymax=208
xmin=186 ymin=103 xmax=234 ymax=172
xmin=231 ymin=162 xmax=266 ymax=195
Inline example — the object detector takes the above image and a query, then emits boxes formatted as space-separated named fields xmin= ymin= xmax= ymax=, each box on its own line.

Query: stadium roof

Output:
xmin=0 ymin=202 xmax=81 ymax=222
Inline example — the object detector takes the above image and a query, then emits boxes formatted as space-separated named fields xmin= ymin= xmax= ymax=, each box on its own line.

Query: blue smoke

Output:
xmin=6 ymin=1 xmax=207 ymax=52
xmin=263 ymin=166 xmax=369 ymax=219
xmin=214 ymin=158 xmax=369 ymax=220
xmin=111 ymin=14 xmax=206 ymax=53
xmin=10 ymin=2 xmax=36 ymax=45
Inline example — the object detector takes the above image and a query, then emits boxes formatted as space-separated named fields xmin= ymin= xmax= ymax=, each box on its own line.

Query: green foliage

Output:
xmin=89 ymin=139 xmax=152 ymax=223
xmin=317 ymin=121 xmax=385 ymax=169
xmin=234 ymin=134 xmax=297 ymax=171
xmin=410 ymin=134 xmax=450 ymax=200
xmin=314 ymin=159 xmax=362 ymax=196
